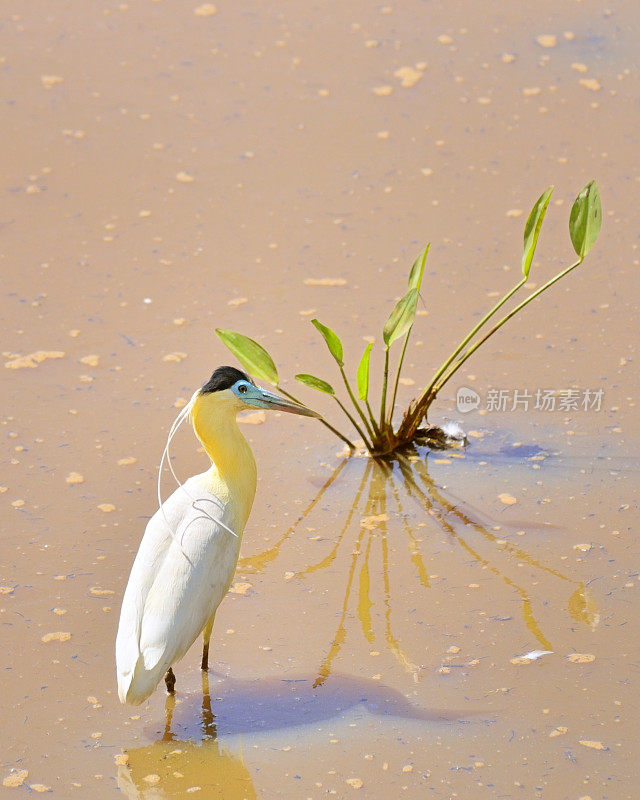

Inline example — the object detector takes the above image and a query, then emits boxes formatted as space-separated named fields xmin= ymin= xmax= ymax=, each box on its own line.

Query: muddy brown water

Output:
xmin=2 ymin=1 xmax=639 ymax=797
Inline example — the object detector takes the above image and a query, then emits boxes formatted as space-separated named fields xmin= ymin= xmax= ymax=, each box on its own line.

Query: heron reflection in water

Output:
xmin=116 ymin=668 xmax=474 ymax=798
xmin=117 ymin=673 xmax=257 ymax=800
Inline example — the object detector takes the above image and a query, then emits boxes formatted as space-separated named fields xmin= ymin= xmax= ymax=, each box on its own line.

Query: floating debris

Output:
xmin=41 ymin=632 xmax=71 ymax=643
xmin=66 ymin=472 xmax=84 ymax=485
xmin=304 ymin=278 xmax=347 ymax=286
xmin=79 ymin=355 xmax=99 ymax=367
xmin=498 ymin=493 xmax=517 ymax=506
xmin=5 ymin=351 xmax=65 ymax=369
xmin=361 ymin=514 xmax=390 ymax=530
xmin=237 ymin=411 xmax=266 ymax=425
xmin=3 ymin=770 xmax=28 ymax=788
xmin=394 ymin=66 xmax=423 ymax=88
xmin=536 ymin=34 xmax=557 ymax=48
xmin=567 ymin=653 xmax=595 ymax=663
xmin=97 ymin=503 xmax=115 ymax=513
xmin=41 ymin=74 xmax=64 ymax=88
xmin=510 ymin=649 xmax=553 ymax=664
xmin=117 ymin=457 xmax=137 ymax=466
xmin=194 ymin=3 xmax=217 ymax=16
xmin=229 ymin=581 xmax=252 ymax=595
xmin=579 ymin=740 xmax=608 ymax=751
xmin=579 ymin=78 xmax=601 ymax=91
xmin=416 ymin=421 xmax=467 ymax=449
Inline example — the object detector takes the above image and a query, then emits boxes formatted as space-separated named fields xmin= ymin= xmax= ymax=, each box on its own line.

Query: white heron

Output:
xmin=116 ymin=366 xmax=319 ymax=705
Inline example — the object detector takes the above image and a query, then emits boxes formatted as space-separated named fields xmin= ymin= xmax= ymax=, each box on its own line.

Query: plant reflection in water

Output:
xmin=117 ymin=441 xmax=598 ymax=795
xmin=239 ymin=444 xmax=598 ymax=687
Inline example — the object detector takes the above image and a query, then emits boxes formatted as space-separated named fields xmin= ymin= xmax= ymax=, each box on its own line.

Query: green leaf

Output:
xmin=569 ymin=180 xmax=602 ymax=258
xmin=295 ymin=373 xmax=335 ymax=395
xmin=408 ymin=243 xmax=430 ymax=292
xmin=383 ymin=288 xmax=419 ymax=347
xmin=215 ymin=328 xmax=279 ymax=386
xmin=356 ymin=342 xmax=373 ymax=401
xmin=522 ymin=186 xmax=553 ymax=279
xmin=311 ymin=319 xmax=344 ymax=366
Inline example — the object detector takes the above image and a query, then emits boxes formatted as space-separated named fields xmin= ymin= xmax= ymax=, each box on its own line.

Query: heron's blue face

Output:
xmin=231 ymin=379 xmax=320 ymax=418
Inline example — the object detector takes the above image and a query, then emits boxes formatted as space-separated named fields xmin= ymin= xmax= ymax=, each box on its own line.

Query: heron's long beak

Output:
xmin=247 ymin=387 xmax=321 ymax=418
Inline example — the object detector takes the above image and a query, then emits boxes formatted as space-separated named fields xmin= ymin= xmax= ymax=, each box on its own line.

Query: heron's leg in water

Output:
xmin=201 ymin=614 xmax=216 ymax=671
xmin=165 ymin=667 xmax=176 ymax=694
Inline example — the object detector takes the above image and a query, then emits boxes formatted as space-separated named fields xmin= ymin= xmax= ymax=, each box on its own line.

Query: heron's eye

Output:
xmin=238 ymin=383 xmax=248 ymax=394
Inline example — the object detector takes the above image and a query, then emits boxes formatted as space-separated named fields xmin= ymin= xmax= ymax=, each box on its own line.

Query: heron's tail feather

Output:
xmin=117 ymin=653 xmax=165 ymax=706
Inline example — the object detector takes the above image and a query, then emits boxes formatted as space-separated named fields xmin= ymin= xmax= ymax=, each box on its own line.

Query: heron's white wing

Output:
xmin=116 ymin=477 xmax=240 ymax=704
xmin=116 ymin=523 xmax=167 ymax=697
xmin=139 ymin=501 xmax=240 ymax=669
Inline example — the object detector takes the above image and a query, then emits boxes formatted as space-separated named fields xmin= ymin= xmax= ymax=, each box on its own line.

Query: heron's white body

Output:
xmin=116 ymin=393 xmax=257 ymax=705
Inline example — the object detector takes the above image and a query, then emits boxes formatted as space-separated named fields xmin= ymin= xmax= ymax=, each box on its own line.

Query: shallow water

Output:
xmin=2 ymin=0 xmax=639 ymax=797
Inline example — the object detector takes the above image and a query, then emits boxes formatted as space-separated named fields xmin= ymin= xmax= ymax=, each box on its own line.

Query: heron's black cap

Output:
xmin=201 ymin=366 xmax=254 ymax=393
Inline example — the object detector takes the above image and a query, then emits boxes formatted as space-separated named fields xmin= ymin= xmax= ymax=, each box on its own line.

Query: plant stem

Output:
xmin=379 ymin=347 xmax=390 ymax=428
xmin=278 ymin=387 xmax=356 ymax=450
xmin=424 ymin=276 xmax=527 ymax=400
xmin=333 ymin=396 xmax=373 ymax=452
xmin=396 ymin=258 xmax=583 ymax=444
xmin=339 ymin=365 xmax=376 ymax=442
xmin=386 ymin=329 xmax=412 ymax=427
xmin=365 ymin=400 xmax=381 ymax=438
xmin=433 ymin=258 xmax=583 ymax=395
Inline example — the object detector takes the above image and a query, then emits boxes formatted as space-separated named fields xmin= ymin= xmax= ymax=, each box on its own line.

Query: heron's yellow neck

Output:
xmin=190 ymin=394 xmax=257 ymax=526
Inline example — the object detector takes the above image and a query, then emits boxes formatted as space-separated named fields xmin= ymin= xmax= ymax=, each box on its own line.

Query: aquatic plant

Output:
xmin=217 ymin=181 xmax=601 ymax=457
